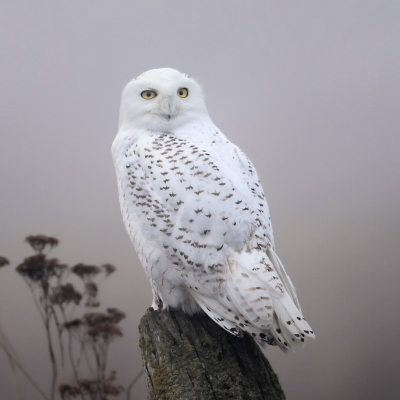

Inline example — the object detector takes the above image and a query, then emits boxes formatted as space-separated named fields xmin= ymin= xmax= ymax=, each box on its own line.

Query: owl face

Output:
xmin=119 ymin=68 xmax=209 ymax=132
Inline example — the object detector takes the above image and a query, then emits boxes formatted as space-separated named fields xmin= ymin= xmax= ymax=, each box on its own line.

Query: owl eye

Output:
xmin=141 ymin=90 xmax=157 ymax=99
xmin=177 ymin=88 xmax=189 ymax=98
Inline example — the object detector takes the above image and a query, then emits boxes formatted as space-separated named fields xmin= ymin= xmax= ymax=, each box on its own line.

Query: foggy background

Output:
xmin=1 ymin=1 xmax=399 ymax=399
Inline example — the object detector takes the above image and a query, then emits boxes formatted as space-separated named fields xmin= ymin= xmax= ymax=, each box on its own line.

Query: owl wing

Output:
xmin=232 ymin=146 xmax=302 ymax=310
xmin=123 ymin=132 xmax=256 ymax=265
xmin=230 ymin=145 xmax=275 ymax=248
xmin=226 ymin=147 xmax=313 ymax=348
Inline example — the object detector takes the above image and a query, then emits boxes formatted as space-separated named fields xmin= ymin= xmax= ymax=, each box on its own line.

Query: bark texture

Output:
xmin=139 ymin=308 xmax=285 ymax=400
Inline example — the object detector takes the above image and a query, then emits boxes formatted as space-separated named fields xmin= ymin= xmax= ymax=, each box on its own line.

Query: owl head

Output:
xmin=119 ymin=68 xmax=210 ymax=132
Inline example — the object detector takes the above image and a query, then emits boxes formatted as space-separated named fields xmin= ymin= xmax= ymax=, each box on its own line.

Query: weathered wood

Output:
xmin=139 ymin=308 xmax=285 ymax=400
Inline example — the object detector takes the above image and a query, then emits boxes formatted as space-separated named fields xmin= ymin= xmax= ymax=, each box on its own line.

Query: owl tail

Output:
xmin=266 ymin=247 xmax=315 ymax=346
xmin=189 ymin=288 xmax=277 ymax=346
xmin=269 ymin=292 xmax=315 ymax=350
xmin=188 ymin=248 xmax=314 ymax=352
xmin=225 ymin=248 xmax=315 ymax=351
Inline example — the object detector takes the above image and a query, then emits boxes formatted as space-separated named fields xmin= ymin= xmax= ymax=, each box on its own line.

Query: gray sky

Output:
xmin=1 ymin=1 xmax=400 ymax=399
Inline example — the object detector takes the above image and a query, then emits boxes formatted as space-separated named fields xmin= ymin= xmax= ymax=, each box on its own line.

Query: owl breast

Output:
xmin=113 ymin=125 xmax=273 ymax=307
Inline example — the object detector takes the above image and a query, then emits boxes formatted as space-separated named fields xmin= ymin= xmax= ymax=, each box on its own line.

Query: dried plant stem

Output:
xmin=28 ymin=284 xmax=47 ymax=324
xmin=100 ymin=342 xmax=108 ymax=381
xmin=60 ymin=307 xmax=80 ymax=382
xmin=126 ymin=369 xmax=144 ymax=400
xmin=17 ymin=277 xmax=58 ymax=400
xmin=5 ymin=350 xmax=25 ymax=400
xmin=0 ymin=330 xmax=49 ymax=400
xmin=92 ymin=343 xmax=104 ymax=398
xmin=0 ymin=316 xmax=31 ymax=400
xmin=0 ymin=325 xmax=25 ymax=400
xmin=44 ymin=316 xmax=58 ymax=400
xmin=82 ymin=342 xmax=96 ymax=377
xmin=1 ymin=345 xmax=50 ymax=400
xmin=51 ymin=306 xmax=65 ymax=367
xmin=67 ymin=337 xmax=86 ymax=400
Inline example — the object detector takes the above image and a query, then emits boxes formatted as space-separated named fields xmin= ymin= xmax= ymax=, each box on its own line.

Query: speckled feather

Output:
xmin=112 ymin=68 xmax=314 ymax=351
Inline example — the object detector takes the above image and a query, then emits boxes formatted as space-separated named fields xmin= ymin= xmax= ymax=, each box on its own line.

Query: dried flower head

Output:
xmin=76 ymin=379 xmax=97 ymax=396
xmin=64 ymin=318 xmax=83 ymax=331
xmin=85 ymin=282 xmax=98 ymax=297
xmin=88 ymin=323 xmax=123 ymax=340
xmin=71 ymin=264 xmax=101 ymax=280
xmin=104 ymin=381 xmax=124 ymax=396
xmin=52 ymin=283 xmax=82 ymax=305
xmin=16 ymin=255 xmax=66 ymax=283
xmin=59 ymin=383 xmax=81 ymax=399
xmin=67 ymin=374 xmax=123 ymax=398
xmin=108 ymin=370 xmax=117 ymax=382
xmin=106 ymin=308 xmax=126 ymax=324
xmin=26 ymin=235 xmax=59 ymax=253
xmin=102 ymin=263 xmax=117 ymax=276
xmin=16 ymin=254 xmax=47 ymax=282
xmin=0 ymin=256 xmax=10 ymax=268
xmin=46 ymin=258 xmax=68 ymax=279
xmin=84 ymin=282 xmax=100 ymax=307
xmin=84 ymin=312 xmax=111 ymax=327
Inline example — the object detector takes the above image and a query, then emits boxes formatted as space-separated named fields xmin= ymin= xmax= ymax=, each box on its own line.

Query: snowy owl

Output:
xmin=112 ymin=68 xmax=314 ymax=351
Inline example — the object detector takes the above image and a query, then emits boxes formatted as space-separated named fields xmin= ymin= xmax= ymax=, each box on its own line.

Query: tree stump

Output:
xmin=139 ymin=308 xmax=285 ymax=400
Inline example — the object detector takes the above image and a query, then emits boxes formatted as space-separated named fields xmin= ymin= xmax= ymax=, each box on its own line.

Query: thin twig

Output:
xmin=51 ymin=304 xmax=65 ymax=367
xmin=82 ymin=341 xmax=96 ymax=377
xmin=5 ymin=350 xmax=25 ymax=400
xmin=26 ymin=283 xmax=47 ymax=324
xmin=0 ymin=340 xmax=50 ymax=400
xmin=126 ymin=369 xmax=145 ymax=400
xmin=44 ymin=317 xmax=58 ymax=400
xmin=60 ymin=307 xmax=78 ymax=379
xmin=91 ymin=341 xmax=103 ymax=398
xmin=0 ymin=285 xmax=49 ymax=400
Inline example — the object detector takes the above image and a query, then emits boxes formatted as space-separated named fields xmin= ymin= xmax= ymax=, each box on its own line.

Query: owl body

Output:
xmin=112 ymin=68 xmax=314 ymax=351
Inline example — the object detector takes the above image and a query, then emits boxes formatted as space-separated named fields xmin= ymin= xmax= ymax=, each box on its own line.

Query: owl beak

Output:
xmin=167 ymin=102 xmax=173 ymax=119
xmin=159 ymin=97 xmax=177 ymax=120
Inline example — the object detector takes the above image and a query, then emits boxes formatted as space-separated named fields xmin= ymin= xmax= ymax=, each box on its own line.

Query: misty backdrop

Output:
xmin=1 ymin=1 xmax=399 ymax=399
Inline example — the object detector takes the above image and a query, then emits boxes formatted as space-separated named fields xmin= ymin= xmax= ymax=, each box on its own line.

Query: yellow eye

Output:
xmin=141 ymin=90 xmax=157 ymax=99
xmin=177 ymin=88 xmax=189 ymax=98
